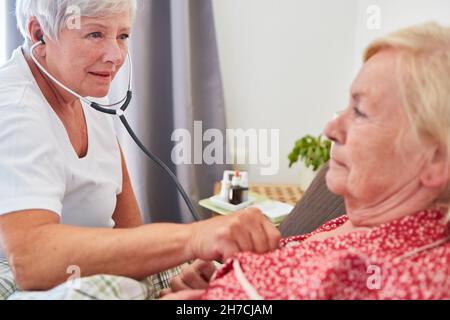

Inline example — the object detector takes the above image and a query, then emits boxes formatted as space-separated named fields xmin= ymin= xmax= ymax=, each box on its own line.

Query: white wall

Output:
xmin=353 ymin=0 xmax=450 ymax=74
xmin=213 ymin=0 xmax=450 ymax=186
xmin=213 ymin=0 xmax=358 ymax=184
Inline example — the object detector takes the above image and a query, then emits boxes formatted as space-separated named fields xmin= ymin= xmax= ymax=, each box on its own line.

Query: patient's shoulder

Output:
xmin=281 ymin=215 xmax=348 ymax=246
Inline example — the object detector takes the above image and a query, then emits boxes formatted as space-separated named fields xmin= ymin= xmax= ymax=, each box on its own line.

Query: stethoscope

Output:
xmin=30 ymin=39 xmax=201 ymax=222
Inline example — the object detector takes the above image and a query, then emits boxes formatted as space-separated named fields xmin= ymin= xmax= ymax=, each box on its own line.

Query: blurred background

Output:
xmin=1 ymin=0 xmax=449 ymax=223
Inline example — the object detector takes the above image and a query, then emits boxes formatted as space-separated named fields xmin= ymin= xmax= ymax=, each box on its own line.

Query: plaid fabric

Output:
xmin=0 ymin=260 xmax=16 ymax=300
xmin=0 ymin=259 xmax=185 ymax=300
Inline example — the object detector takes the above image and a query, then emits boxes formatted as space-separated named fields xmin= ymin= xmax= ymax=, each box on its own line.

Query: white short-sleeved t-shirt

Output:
xmin=0 ymin=48 xmax=123 ymax=259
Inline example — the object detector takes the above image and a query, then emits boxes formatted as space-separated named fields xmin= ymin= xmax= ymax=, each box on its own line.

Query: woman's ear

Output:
xmin=420 ymin=146 xmax=449 ymax=188
xmin=27 ymin=18 xmax=46 ymax=57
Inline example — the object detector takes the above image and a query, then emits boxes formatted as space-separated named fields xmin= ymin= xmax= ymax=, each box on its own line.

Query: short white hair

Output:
xmin=16 ymin=0 xmax=137 ymax=46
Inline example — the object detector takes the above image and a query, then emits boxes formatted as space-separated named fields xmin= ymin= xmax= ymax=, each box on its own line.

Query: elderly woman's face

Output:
xmin=324 ymin=50 xmax=432 ymax=210
xmin=44 ymin=12 xmax=131 ymax=98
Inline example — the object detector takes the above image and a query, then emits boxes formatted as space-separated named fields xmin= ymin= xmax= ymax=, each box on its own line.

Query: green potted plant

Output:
xmin=288 ymin=135 xmax=332 ymax=190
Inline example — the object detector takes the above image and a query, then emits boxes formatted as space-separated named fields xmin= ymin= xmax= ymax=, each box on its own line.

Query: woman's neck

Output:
xmin=345 ymin=178 xmax=442 ymax=227
xmin=22 ymin=47 xmax=80 ymax=115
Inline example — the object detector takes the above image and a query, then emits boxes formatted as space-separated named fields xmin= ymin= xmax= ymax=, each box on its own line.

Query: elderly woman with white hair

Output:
xmin=0 ymin=0 xmax=280 ymax=299
xmin=164 ymin=22 xmax=450 ymax=300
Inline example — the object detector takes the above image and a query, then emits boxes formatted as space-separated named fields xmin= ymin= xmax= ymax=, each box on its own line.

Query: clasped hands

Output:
xmin=161 ymin=207 xmax=281 ymax=300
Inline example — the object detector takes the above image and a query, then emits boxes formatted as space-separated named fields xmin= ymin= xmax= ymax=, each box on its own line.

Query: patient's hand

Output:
xmin=161 ymin=260 xmax=217 ymax=297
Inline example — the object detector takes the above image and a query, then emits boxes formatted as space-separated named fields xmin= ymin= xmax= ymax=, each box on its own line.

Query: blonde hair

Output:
xmin=364 ymin=22 xmax=450 ymax=222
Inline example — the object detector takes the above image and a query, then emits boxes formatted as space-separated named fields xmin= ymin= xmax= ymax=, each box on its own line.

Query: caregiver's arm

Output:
xmin=111 ymin=146 xmax=143 ymax=229
xmin=0 ymin=208 xmax=279 ymax=291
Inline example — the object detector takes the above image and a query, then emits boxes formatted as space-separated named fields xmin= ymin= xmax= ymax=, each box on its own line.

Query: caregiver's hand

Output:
xmin=188 ymin=208 xmax=281 ymax=263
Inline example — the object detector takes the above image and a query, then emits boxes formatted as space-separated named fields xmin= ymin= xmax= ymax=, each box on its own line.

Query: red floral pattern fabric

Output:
xmin=204 ymin=209 xmax=450 ymax=300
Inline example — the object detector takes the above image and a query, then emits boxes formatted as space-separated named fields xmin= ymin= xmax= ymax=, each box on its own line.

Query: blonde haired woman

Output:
xmin=166 ymin=22 xmax=450 ymax=300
